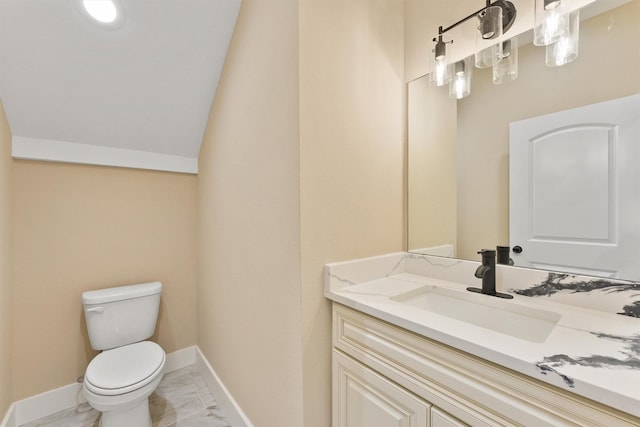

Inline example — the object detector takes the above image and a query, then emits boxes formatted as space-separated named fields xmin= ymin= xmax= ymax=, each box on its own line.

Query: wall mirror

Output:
xmin=407 ymin=0 xmax=640 ymax=281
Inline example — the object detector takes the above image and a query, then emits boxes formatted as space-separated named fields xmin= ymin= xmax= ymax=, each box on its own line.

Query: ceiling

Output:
xmin=0 ymin=0 xmax=242 ymax=174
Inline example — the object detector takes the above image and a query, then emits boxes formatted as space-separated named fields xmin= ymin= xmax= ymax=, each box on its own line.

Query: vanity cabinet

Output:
xmin=334 ymin=350 xmax=430 ymax=427
xmin=332 ymin=304 xmax=640 ymax=427
xmin=334 ymin=349 xmax=467 ymax=427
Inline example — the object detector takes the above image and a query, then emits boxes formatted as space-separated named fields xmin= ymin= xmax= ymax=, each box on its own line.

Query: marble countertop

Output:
xmin=325 ymin=253 xmax=640 ymax=418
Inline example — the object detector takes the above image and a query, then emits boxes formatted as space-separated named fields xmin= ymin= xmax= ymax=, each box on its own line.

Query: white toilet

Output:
xmin=82 ymin=281 xmax=166 ymax=427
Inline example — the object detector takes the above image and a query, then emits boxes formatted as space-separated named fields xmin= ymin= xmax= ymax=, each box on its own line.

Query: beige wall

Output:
xmin=299 ymin=1 xmax=405 ymax=425
xmin=407 ymin=76 xmax=456 ymax=253
xmin=456 ymin=1 xmax=640 ymax=260
xmin=198 ymin=0 xmax=405 ymax=425
xmin=197 ymin=0 xmax=304 ymax=425
xmin=11 ymin=161 xmax=197 ymax=400
xmin=4 ymin=0 xmax=405 ymax=420
xmin=0 ymin=104 xmax=12 ymax=416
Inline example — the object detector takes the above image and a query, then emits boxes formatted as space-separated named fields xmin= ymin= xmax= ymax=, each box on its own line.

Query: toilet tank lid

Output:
xmin=82 ymin=281 xmax=162 ymax=305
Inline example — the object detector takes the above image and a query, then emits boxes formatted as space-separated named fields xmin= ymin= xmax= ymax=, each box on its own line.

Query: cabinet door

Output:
xmin=333 ymin=350 xmax=430 ymax=427
xmin=431 ymin=407 xmax=468 ymax=427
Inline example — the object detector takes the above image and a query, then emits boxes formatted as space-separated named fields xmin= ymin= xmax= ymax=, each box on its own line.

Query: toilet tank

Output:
xmin=82 ymin=281 xmax=162 ymax=351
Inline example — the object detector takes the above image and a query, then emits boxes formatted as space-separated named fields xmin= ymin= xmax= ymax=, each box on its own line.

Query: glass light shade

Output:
xmin=476 ymin=44 xmax=501 ymax=68
xmin=429 ymin=39 xmax=451 ymax=86
xmin=493 ymin=38 xmax=518 ymax=84
xmin=475 ymin=6 xmax=503 ymax=68
xmin=449 ymin=58 xmax=472 ymax=99
xmin=430 ymin=57 xmax=451 ymax=86
xmin=534 ymin=0 xmax=568 ymax=46
xmin=478 ymin=5 xmax=503 ymax=40
xmin=546 ymin=10 xmax=580 ymax=66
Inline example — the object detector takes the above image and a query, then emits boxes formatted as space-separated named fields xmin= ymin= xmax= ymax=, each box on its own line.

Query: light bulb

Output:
xmin=432 ymin=58 xmax=450 ymax=86
xmin=83 ymin=0 xmax=118 ymax=23
xmin=449 ymin=59 xmax=471 ymax=99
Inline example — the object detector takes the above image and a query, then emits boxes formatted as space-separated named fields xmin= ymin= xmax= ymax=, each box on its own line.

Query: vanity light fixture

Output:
xmin=428 ymin=0 xmax=582 ymax=99
xmin=429 ymin=0 xmax=517 ymax=99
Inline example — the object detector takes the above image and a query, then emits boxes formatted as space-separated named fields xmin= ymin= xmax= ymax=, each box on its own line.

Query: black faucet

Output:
xmin=496 ymin=245 xmax=514 ymax=265
xmin=467 ymin=249 xmax=513 ymax=299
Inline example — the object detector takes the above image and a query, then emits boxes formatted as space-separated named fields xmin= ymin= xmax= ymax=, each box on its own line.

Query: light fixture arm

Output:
xmin=437 ymin=0 xmax=517 ymax=36
xmin=432 ymin=26 xmax=452 ymax=55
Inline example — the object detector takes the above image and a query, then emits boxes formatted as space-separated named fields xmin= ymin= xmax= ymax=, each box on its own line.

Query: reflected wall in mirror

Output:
xmin=408 ymin=0 xmax=640 ymax=280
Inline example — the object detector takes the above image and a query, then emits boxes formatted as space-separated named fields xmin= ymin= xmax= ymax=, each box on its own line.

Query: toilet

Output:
xmin=82 ymin=281 xmax=166 ymax=427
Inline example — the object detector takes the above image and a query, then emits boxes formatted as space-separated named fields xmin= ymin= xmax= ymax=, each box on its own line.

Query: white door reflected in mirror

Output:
xmin=509 ymin=94 xmax=640 ymax=279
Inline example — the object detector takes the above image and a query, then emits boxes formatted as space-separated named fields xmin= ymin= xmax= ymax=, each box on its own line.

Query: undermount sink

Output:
xmin=391 ymin=286 xmax=561 ymax=343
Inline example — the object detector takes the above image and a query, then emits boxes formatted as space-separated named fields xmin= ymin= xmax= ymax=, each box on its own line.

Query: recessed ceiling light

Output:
xmin=82 ymin=0 xmax=119 ymax=24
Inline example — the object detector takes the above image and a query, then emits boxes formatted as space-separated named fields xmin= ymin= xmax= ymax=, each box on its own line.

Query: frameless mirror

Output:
xmin=407 ymin=0 xmax=640 ymax=281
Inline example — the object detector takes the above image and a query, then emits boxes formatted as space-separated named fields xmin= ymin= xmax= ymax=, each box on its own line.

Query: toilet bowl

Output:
xmin=83 ymin=341 xmax=165 ymax=427
xmin=82 ymin=282 xmax=165 ymax=427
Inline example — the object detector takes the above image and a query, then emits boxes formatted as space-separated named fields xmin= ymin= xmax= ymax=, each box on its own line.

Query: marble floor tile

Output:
xmin=172 ymin=408 xmax=230 ymax=427
xmin=19 ymin=365 xmax=231 ymax=427
xmin=192 ymin=376 xmax=216 ymax=409
xmin=151 ymin=383 xmax=203 ymax=427
xmin=20 ymin=403 xmax=99 ymax=427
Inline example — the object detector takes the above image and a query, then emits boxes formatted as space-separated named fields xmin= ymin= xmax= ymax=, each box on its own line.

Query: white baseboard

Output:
xmin=0 ymin=403 xmax=15 ymax=427
xmin=2 ymin=346 xmax=197 ymax=427
xmin=163 ymin=345 xmax=196 ymax=373
xmin=0 ymin=346 xmax=251 ymax=427
xmin=13 ymin=382 xmax=85 ymax=427
xmin=195 ymin=346 xmax=253 ymax=427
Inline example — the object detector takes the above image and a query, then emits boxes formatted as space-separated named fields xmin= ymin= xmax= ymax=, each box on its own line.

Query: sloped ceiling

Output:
xmin=0 ymin=0 xmax=241 ymax=174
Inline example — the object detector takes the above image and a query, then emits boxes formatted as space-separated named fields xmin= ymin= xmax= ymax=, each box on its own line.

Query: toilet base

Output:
xmin=98 ymin=398 xmax=151 ymax=427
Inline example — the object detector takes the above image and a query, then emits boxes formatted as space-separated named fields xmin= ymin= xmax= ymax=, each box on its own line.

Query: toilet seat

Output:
xmin=84 ymin=341 xmax=165 ymax=396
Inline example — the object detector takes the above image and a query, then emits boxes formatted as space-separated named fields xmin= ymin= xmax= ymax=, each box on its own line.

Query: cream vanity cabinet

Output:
xmin=332 ymin=304 xmax=640 ymax=427
xmin=334 ymin=349 xmax=465 ymax=427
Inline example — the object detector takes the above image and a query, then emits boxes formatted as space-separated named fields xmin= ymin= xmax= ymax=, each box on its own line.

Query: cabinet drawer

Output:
xmin=333 ymin=304 xmax=640 ymax=427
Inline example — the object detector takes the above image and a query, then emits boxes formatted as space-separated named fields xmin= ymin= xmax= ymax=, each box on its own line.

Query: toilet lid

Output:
xmin=85 ymin=341 xmax=165 ymax=394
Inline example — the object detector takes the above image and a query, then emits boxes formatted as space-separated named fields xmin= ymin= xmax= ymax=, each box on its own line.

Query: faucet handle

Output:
xmin=477 ymin=249 xmax=496 ymax=254
xmin=477 ymin=249 xmax=496 ymax=258
xmin=496 ymin=246 xmax=515 ymax=265
xmin=477 ymin=249 xmax=496 ymax=267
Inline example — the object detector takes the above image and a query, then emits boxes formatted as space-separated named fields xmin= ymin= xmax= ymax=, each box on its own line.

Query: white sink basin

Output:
xmin=392 ymin=286 xmax=561 ymax=343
